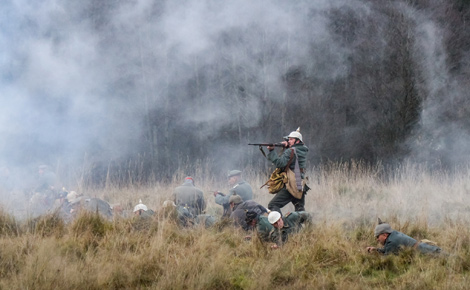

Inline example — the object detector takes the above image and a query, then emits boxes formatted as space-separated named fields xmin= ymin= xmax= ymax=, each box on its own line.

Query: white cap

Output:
xmin=133 ymin=199 xmax=148 ymax=212
xmin=287 ymin=127 xmax=303 ymax=142
xmin=268 ymin=211 xmax=282 ymax=224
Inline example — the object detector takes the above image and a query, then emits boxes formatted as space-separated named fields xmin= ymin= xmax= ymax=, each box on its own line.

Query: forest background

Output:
xmin=1 ymin=0 xmax=470 ymax=187
xmin=2 ymin=1 xmax=470 ymax=288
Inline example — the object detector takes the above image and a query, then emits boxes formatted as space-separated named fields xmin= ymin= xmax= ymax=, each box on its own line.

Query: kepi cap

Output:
xmin=229 ymin=194 xmax=243 ymax=204
xmin=227 ymin=170 xmax=242 ymax=178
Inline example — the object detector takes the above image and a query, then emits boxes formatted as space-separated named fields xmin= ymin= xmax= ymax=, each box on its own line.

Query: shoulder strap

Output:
xmin=283 ymin=149 xmax=295 ymax=172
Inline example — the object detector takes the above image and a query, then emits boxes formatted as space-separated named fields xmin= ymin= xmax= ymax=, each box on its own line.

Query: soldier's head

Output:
xmin=183 ymin=176 xmax=195 ymax=186
xmin=374 ymin=218 xmax=393 ymax=245
xmin=229 ymin=194 xmax=243 ymax=210
xmin=268 ymin=211 xmax=284 ymax=229
xmin=133 ymin=199 xmax=148 ymax=216
xmin=285 ymin=127 xmax=303 ymax=147
xmin=227 ymin=170 xmax=242 ymax=186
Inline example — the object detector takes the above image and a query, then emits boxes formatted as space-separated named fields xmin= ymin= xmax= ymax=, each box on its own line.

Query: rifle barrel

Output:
xmin=248 ymin=143 xmax=285 ymax=147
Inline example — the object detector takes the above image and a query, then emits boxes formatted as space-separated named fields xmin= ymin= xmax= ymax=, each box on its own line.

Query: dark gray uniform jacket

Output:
xmin=269 ymin=211 xmax=311 ymax=246
xmin=230 ymin=200 xmax=268 ymax=231
xmin=377 ymin=230 xmax=441 ymax=255
xmin=215 ymin=181 xmax=253 ymax=205
xmin=173 ymin=180 xmax=206 ymax=215
xmin=267 ymin=143 xmax=308 ymax=178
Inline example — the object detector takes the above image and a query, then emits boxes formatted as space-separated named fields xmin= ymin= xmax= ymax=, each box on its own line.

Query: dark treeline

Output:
xmin=2 ymin=0 xmax=470 ymax=186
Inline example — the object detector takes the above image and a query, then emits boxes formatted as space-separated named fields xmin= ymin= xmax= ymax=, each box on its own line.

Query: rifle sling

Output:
xmin=258 ymin=145 xmax=267 ymax=158
xmin=283 ymin=149 xmax=295 ymax=172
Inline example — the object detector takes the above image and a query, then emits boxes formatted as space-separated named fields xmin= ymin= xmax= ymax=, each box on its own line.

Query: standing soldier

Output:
xmin=173 ymin=176 xmax=206 ymax=216
xmin=214 ymin=170 xmax=253 ymax=217
xmin=266 ymin=128 xmax=308 ymax=214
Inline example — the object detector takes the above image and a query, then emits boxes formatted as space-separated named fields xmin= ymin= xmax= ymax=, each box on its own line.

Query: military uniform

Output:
xmin=139 ymin=209 xmax=155 ymax=219
xmin=215 ymin=181 xmax=253 ymax=217
xmin=267 ymin=143 xmax=308 ymax=213
xmin=195 ymin=214 xmax=217 ymax=228
xmin=230 ymin=200 xmax=267 ymax=230
xmin=173 ymin=179 xmax=206 ymax=215
xmin=378 ymin=230 xmax=442 ymax=255
xmin=269 ymin=211 xmax=311 ymax=246
xmin=215 ymin=181 xmax=253 ymax=205
xmin=80 ymin=197 xmax=113 ymax=218
xmin=255 ymin=216 xmax=276 ymax=242
xmin=176 ymin=205 xmax=195 ymax=227
xmin=174 ymin=205 xmax=216 ymax=228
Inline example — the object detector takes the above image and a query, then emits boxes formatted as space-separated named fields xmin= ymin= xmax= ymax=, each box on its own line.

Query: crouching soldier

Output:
xmin=162 ymin=200 xmax=216 ymax=228
xmin=214 ymin=170 xmax=253 ymax=217
xmin=267 ymin=211 xmax=312 ymax=248
xmin=229 ymin=194 xmax=268 ymax=231
xmin=133 ymin=200 xmax=155 ymax=219
xmin=173 ymin=177 xmax=206 ymax=216
xmin=366 ymin=218 xmax=442 ymax=255
xmin=245 ymin=210 xmax=275 ymax=243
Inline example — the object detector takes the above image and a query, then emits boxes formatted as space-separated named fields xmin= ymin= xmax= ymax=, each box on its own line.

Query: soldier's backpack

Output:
xmin=261 ymin=167 xmax=288 ymax=194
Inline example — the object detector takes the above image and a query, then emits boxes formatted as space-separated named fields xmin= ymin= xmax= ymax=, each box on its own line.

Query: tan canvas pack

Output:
xmin=285 ymin=167 xmax=304 ymax=199
xmin=261 ymin=168 xmax=287 ymax=194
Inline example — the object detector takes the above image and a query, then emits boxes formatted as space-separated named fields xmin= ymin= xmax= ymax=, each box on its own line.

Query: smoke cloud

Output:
xmin=0 ymin=0 xmax=468 ymax=189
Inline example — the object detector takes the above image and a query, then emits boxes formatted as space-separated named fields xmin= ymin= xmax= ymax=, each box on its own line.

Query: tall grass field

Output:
xmin=1 ymin=162 xmax=470 ymax=289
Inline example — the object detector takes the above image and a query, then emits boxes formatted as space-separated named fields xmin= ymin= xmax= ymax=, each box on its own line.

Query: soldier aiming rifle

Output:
xmin=252 ymin=128 xmax=309 ymax=215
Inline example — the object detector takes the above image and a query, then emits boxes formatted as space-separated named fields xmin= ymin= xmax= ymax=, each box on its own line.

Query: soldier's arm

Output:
xmin=298 ymin=211 xmax=312 ymax=224
xmin=215 ymin=192 xmax=231 ymax=205
xmin=197 ymin=190 xmax=206 ymax=210
xmin=255 ymin=205 xmax=268 ymax=215
xmin=267 ymin=148 xmax=293 ymax=168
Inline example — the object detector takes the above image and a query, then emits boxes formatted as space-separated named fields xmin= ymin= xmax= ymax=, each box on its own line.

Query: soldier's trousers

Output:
xmin=268 ymin=187 xmax=305 ymax=215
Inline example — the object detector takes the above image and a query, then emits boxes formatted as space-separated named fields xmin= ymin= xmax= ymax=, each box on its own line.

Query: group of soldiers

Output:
xmin=166 ymin=128 xmax=314 ymax=248
xmin=0 ymin=128 xmax=444 ymax=254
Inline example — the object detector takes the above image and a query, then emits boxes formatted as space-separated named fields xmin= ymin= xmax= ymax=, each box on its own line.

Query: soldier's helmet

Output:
xmin=133 ymin=199 xmax=148 ymax=212
xmin=374 ymin=218 xmax=393 ymax=238
xmin=268 ymin=211 xmax=282 ymax=224
xmin=286 ymin=127 xmax=303 ymax=142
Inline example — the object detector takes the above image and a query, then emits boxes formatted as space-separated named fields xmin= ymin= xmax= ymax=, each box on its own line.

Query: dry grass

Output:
xmin=1 ymin=163 xmax=470 ymax=289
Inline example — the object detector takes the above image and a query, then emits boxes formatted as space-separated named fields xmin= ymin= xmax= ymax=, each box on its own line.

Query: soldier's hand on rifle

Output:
xmin=214 ymin=191 xmax=225 ymax=197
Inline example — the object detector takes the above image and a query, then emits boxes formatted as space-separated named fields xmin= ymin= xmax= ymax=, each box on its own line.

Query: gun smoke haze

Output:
xmin=0 ymin=0 xmax=469 ymax=215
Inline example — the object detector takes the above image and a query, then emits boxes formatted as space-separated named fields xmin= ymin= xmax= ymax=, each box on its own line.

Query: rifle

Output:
xmin=248 ymin=143 xmax=286 ymax=158
xmin=248 ymin=143 xmax=286 ymax=147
